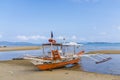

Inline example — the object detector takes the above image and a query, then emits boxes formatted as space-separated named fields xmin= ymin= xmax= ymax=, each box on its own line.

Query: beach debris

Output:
xmin=8 ymin=71 xmax=14 ymax=75
xmin=65 ymin=72 xmax=69 ymax=74
xmin=12 ymin=57 xmax=24 ymax=60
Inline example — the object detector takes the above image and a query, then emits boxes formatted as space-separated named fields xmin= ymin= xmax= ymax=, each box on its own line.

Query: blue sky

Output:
xmin=0 ymin=0 xmax=120 ymax=43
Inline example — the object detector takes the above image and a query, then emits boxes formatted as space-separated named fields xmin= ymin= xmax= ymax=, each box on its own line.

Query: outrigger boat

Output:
xmin=24 ymin=32 xmax=112 ymax=70
xmin=30 ymin=43 xmax=84 ymax=70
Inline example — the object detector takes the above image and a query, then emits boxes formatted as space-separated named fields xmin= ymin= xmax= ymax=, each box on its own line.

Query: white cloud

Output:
xmin=71 ymin=35 xmax=77 ymax=40
xmin=93 ymin=26 xmax=97 ymax=30
xmin=17 ymin=36 xmax=29 ymax=41
xmin=56 ymin=35 xmax=78 ymax=41
xmin=79 ymin=37 xmax=87 ymax=41
xmin=0 ymin=34 xmax=2 ymax=38
xmin=99 ymin=32 xmax=107 ymax=35
xmin=117 ymin=26 xmax=120 ymax=30
xmin=57 ymin=36 xmax=64 ymax=40
xmin=112 ymin=25 xmax=120 ymax=31
xmin=17 ymin=35 xmax=48 ymax=41
xmin=30 ymin=35 xmax=47 ymax=40
xmin=16 ymin=35 xmax=87 ymax=42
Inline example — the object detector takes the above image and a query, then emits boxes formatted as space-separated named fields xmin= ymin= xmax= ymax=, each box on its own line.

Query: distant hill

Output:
xmin=0 ymin=41 xmax=40 ymax=46
xmin=77 ymin=42 xmax=120 ymax=45
xmin=1 ymin=41 xmax=120 ymax=46
xmin=86 ymin=42 xmax=120 ymax=44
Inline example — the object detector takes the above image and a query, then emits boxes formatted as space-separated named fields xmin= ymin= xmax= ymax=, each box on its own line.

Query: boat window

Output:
xmin=42 ymin=45 xmax=62 ymax=57
xmin=62 ymin=45 xmax=83 ymax=55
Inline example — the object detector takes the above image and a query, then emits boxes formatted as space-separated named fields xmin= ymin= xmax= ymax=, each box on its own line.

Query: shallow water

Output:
xmin=0 ymin=51 xmax=120 ymax=75
xmin=81 ymin=54 xmax=120 ymax=75
xmin=64 ymin=54 xmax=120 ymax=75
xmin=0 ymin=43 xmax=120 ymax=75
xmin=84 ymin=43 xmax=120 ymax=52
xmin=0 ymin=50 xmax=42 ymax=60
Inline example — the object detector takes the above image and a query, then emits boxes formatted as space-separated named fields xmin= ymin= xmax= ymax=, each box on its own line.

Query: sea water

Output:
xmin=80 ymin=54 xmax=120 ymax=75
xmin=83 ymin=43 xmax=120 ymax=75
xmin=69 ymin=43 xmax=120 ymax=75
xmin=0 ymin=43 xmax=120 ymax=75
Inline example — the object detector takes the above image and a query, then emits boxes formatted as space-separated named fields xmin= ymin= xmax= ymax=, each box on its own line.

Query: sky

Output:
xmin=0 ymin=0 xmax=120 ymax=43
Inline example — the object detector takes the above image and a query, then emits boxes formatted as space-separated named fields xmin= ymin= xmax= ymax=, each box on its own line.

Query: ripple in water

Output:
xmin=64 ymin=54 xmax=120 ymax=75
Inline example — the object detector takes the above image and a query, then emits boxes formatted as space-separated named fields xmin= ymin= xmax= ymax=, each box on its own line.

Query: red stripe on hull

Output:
xmin=36 ymin=58 xmax=80 ymax=70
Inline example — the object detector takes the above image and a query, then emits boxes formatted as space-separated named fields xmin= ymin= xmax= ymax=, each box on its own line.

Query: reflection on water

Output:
xmin=64 ymin=63 xmax=84 ymax=71
xmin=63 ymin=54 xmax=120 ymax=75
xmin=0 ymin=50 xmax=120 ymax=75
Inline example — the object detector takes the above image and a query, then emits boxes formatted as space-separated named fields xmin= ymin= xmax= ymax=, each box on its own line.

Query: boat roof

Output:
xmin=42 ymin=43 xmax=62 ymax=46
xmin=62 ymin=42 xmax=83 ymax=46
xmin=42 ymin=42 xmax=83 ymax=46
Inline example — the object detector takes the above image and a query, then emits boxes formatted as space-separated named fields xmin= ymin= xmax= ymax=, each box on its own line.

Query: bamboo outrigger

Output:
xmin=24 ymin=32 xmax=112 ymax=70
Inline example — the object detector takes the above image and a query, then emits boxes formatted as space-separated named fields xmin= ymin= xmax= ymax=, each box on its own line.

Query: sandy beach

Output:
xmin=1 ymin=46 xmax=120 ymax=54
xmin=0 ymin=60 xmax=120 ymax=80
xmin=88 ymin=50 xmax=120 ymax=54
xmin=0 ymin=46 xmax=41 ymax=52
xmin=0 ymin=46 xmax=120 ymax=80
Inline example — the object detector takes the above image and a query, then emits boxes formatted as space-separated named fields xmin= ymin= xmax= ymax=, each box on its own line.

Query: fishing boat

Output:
xmin=24 ymin=32 xmax=112 ymax=70
xmin=24 ymin=32 xmax=84 ymax=70
xmin=30 ymin=43 xmax=84 ymax=70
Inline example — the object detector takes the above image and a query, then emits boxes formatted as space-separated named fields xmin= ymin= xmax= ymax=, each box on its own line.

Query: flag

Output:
xmin=51 ymin=31 xmax=53 ymax=38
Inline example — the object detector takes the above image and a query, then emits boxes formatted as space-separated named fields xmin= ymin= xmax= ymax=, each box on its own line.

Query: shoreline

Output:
xmin=0 ymin=46 xmax=120 ymax=54
xmin=0 ymin=46 xmax=41 ymax=52
xmin=0 ymin=60 xmax=120 ymax=80
xmin=87 ymin=50 xmax=120 ymax=54
xmin=0 ymin=47 xmax=120 ymax=80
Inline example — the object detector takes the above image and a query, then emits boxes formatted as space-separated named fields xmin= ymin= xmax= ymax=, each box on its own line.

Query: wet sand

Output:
xmin=0 ymin=47 xmax=120 ymax=80
xmin=0 ymin=46 xmax=41 ymax=51
xmin=1 ymin=46 xmax=120 ymax=54
xmin=0 ymin=60 xmax=120 ymax=80
xmin=88 ymin=50 xmax=120 ymax=54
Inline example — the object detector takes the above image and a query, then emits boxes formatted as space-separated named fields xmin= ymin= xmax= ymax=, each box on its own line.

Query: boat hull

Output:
xmin=36 ymin=58 xmax=80 ymax=70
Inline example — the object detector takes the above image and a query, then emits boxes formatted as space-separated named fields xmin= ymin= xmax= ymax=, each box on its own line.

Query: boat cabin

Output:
xmin=42 ymin=42 xmax=83 ymax=58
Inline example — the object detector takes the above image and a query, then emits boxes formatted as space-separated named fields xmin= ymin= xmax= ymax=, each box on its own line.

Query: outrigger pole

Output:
xmin=79 ymin=54 xmax=112 ymax=64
